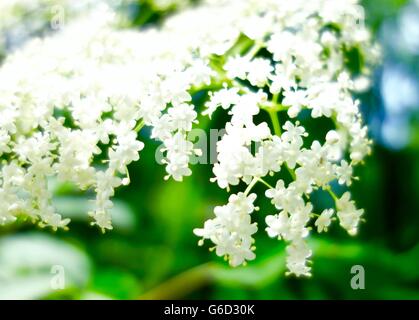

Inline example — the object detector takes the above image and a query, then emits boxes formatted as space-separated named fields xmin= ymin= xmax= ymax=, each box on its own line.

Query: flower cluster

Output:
xmin=0 ymin=6 xmax=208 ymax=230
xmin=190 ymin=0 xmax=379 ymax=276
xmin=0 ymin=0 xmax=379 ymax=276
xmin=194 ymin=192 xmax=258 ymax=267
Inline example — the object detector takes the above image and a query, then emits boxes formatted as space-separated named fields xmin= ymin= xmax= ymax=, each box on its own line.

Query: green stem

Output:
xmin=268 ymin=110 xmax=282 ymax=136
xmin=244 ymin=177 xmax=259 ymax=196
xmin=285 ymin=165 xmax=297 ymax=180
xmin=325 ymin=186 xmax=339 ymax=202
xmin=261 ymin=102 xmax=287 ymax=113
xmin=135 ymin=120 xmax=145 ymax=132
xmin=257 ymin=178 xmax=274 ymax=189
xmin=245 ymin=41 xmax=264 ymax=60
xmin=272 ymin=93 xmax=279 ymax=104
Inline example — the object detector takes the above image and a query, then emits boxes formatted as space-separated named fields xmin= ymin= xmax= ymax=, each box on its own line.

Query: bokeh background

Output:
xmin=0 ymin=0 xmax=418 ymax=300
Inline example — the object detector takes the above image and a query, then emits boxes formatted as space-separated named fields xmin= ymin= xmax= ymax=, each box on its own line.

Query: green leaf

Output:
xmin=0 ymin=233 xmax=91 ymax=299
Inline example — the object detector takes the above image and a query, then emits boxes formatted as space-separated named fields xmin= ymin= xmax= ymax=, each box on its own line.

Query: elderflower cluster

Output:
xmin=0 ymin=6 xmax=209 ymax=230
xmin=0 ymin=0 xmax=378 ymax=276
xmin=195 ymin=192 xmax=258 ymax=267
xmin=191 ymin=0 xmax=379 ymax=277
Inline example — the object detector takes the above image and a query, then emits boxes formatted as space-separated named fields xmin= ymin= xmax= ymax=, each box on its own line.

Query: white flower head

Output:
xmin=315 ymin=209 xmax=334 ymax=233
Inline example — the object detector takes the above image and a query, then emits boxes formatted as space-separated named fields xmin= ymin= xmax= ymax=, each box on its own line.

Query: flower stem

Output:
xmin=268 ymin=110 xmax=282 ymax=136
xmin=244 ymin=177 xmax=259 ymax=196
xmin=286 ymin=165 xmax=296 ymax=180
xmin=245 ymin=41 xmax=264 ymax=60
xmin=257 ymin=178 xmax=274 ymax=189
xmin=135 ymin=120 xmax=145 ymax=132
xmin=272 ymin=93 xmax=279 ymax=104
xmin=325 ymin=186 xmax=339 ymax=202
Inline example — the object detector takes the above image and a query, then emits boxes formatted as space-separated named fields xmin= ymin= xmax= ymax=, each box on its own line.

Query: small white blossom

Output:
xmin=282 ymin=90 xmax=308 ymax=118
xmin=286 ymin=239 xmax=312 ymax=277
xmin=335 ymin=160 xmax=353 ymax=186
xmin=246 ymin=58 xmax=273 ymax=87
xmin=224 ymin=56 xmax=250 ymax=80
xmin=266 ymin=212 xmax=289 ymax=240
xmin=194 ymin=193 xmax=258 ymax=267
xmin=315 ymin=209 xmax=334 ymax=233
xmin=203 ymin=87 xmax=240 ymax=117
xmin=336 ymin=192 xmax=364 ymax=235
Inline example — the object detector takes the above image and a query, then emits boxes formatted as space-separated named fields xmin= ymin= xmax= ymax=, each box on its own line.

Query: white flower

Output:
xmin=286 ymin=239 xmax=312 ymax=277
xmin=167 ymin=103 xmax=197 ymax=132
xmin=162 ymin=132 xmax=195 ymax=181
xmin=90 ymin=169 xmax=123 ymax=230
xmin=255 ymin=136 xmax=284 ymax=175
xmin=230 ymin=91 xmax=267 ymax=126
xmin=265 ymin=212 xmax=289 ymax=240
xmin=186 ymin=59 xmax=213 ymax=86
xmin=224 ymin=55 xmax=250 ymax=80
xmin=265 ymin=181 xmax=305 ymax=214
xmin=269 ymin=63 xmax=297 ymax=94
xmin=336 ymin=192 xmax=364 ymax=235
xmin=335 ymin=160 xmax=353 ymax=186
xmin=325 ymin=129 xmax=345 ymax=161
xmin=151 ymin=114 xmax=175 ymax=141
xmin=194 ymin=192 xmax=258 ymax=267
xmin=246 ymin=58 xmax=273 ymax=87
xmin=282 ymin=90 xmax=308 ymax=118
xmin=203 ymin=87 xmax=240 ymax=117
xmin=281 ymin=121 xmax=308 ymax=148
xmin=109 ymin=130 xmax=145 ymax=173
xmin=267 ymin=31 xmax=296 ymax=62
xmin=315 ymin=209 xmax=334 ymax=233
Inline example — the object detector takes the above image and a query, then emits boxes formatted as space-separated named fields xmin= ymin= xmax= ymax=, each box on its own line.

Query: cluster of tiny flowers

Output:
xmin=191 ymin=0 xmax=379 ymax=277
xmin=0 ymin=0 xmax=379 ymax=276
xmin=0 ymin=6 xmax=209 ymax=230
xmin=194 ymin=192 xmax=258 ymax=267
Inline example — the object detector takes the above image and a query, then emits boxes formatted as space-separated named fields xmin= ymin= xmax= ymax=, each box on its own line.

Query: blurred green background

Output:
xmin=0 ymin=0 xmax=418 ymax=300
